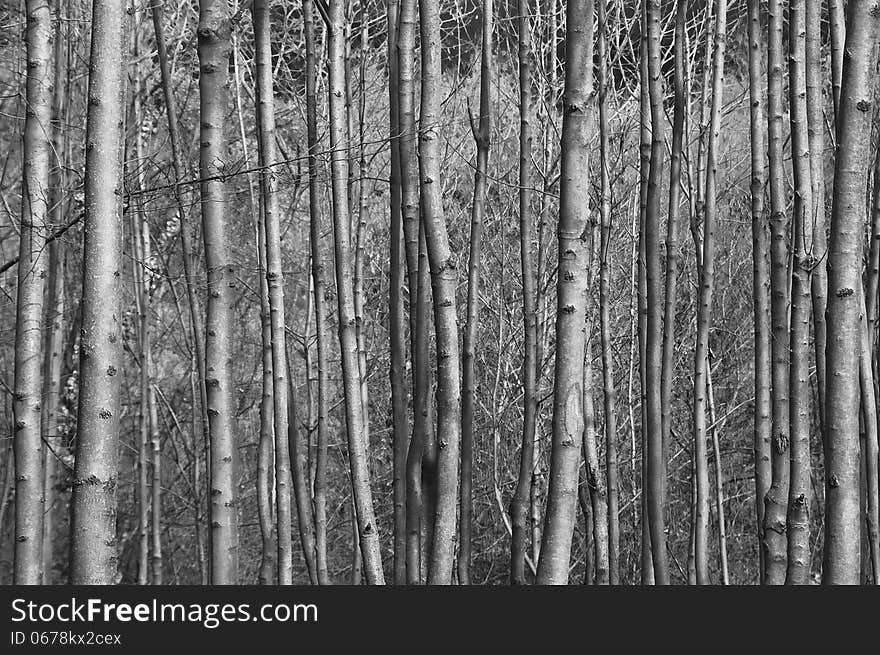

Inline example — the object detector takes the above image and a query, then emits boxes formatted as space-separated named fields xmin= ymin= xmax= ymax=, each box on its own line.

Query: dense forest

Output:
xmin=0 ymin=0 xmax=878 ymax=585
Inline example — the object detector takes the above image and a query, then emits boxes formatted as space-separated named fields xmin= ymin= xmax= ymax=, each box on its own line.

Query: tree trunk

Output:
xmin=763 ymin=0 xmax=791 ymax=585
xmin=198 ymin=0 xmax=238 ymax=584
xmin=460 ymin=0 xmax=493 ymax=586
xmin=70 ymin=0 xmax=126 ymax=585
xmin=511 ymin=0 xmax=538 ymax=586
xmin=644 ymin=0 xmax=668 ymax=585
xmin=303 ymin=0 xmax=330 ymax=586
xmin=418 ymin=0 xmax=462 ymax=586
xmin=327 ymin=0 xmax=385 ymax=585
xmin=13 ymin=0 xmax=54 ymax=586
xmin=535 ymin=0 xmax=594 ymax=585
xmin=746 ymin=0 xmax=772 ymax=583
xmin=823 ymin=0 xmax=880 ymax=585
xmin=386 ymin=0 xmax=409 ymax=588
xmin=786 ymin=0 xmax=814 ymax=585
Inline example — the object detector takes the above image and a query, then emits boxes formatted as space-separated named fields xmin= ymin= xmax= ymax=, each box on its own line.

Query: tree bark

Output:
xmin=823 ymin=0 xmax=880 ymax=585
xmin=70 ymin=0 xmax=126 ymax=585
xmin=535 ymin=0 xmax=594 ymax=585
xmin=418 ymin=0 xmax=462 ymax=586
xmin=510 ymin=0 xmax=538 ymax=586
xmin=13 ymin=0 xmax=54 ymax=586
xmin=763 ymin=0 xmax=791 ymax=585
xmin=198 ymin=0 xmax=238 ymax=584
xmin=747 ymin=0 xmax=772 ymax=582
xmin=327 ymin=0 xmax=385 ymax=585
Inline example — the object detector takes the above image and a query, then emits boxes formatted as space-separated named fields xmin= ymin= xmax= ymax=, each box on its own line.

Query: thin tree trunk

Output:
xmin=303 ymin=0 xmax=330 ymax=586
xmin=70 ymin=0 xmax=126 ymax=585
xmin=418 ymin=0 xmax=462 ymax=586
xmin=596 ymin=0 xmax=619 ymax=586
xmin=327 ymin=0 xmax=385 ymax=585
xmin=198 ymin=0 xmax=238 ymax=584
xmin=644 ymin=0 xmax=668 ymax=585
xmin=510 ymin=0 xmax=538 ymax=586
xmin=693 ymin=0 xmax=727 ymax=585
xmin=459 ymin=0 xmax=493 ymax=586
xmin=535 ymin=0 xmax=594 ymax=585
xmin=706 ymin=367 xmax=729 ymax=584
xmin=251 ymin=0 xmax=297 ymax=586
xmin=40 ymin=1 xmax=66 ymax=582
xmin=763 ymin=0 xmax=791 ymax=585
xmin=149 ymin=384 xmax=162 ymax=584
xmin=583 ymin=344 xmax=609 ymax=584
xmin=13 ymin=0 xmax=53 ymax=586
xmin=386 ymin=0 xmax=409 ymax=587
xmin=786 ymin=0 xmax=814 ymax=585
xmin=747 ymin=0 xmax=772 ymax=582
xmin=823 ymin=0 xmax=880 ymax=584
xmin=806 ymin=0 xmax=827 ymax=427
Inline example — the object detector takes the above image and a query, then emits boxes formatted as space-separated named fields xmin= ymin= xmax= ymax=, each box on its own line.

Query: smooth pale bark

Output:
xmin=40 ymin=0 xmax=66 ymax=581
xmin=386 ymin=0 xmax=408 ymax=587
xmin=763 ymin=0 xmax=790 ymax=585
xmin=198 ymin=0 xmax=238 ymax=584
xmin=805 ymin=0 xmax=827 ymax=427
xmin=510 ymin=0 xmax=538 ymax=586
xmin=327 ymin=0 xmax=385 ymax=585
xmin=583 ymin=345 xmax=609 ymax=584
xmin=823 ymin=0 xmax=880 ymax=585
xmin=858 ymin=292 xmax=880 ymax=581
xmin=828 ymin=0 xmax=845 ymax=119
xmin=643 ymin=0 xmax=668 ymax=585
xmin=595 ymin=0 xmax=619 ymax=586
xmin=287 ymin=362 xmax=317 ymax=584
xmin=535 ymin=0 xmax=594 ymax=585
xmin=693 ymin=0 xmax=726 ymax=585
xmin=70 ymin=0 xmax=126 ymax=585
xmin=303 ymin=0 xmax=330 ymax=586
xmin=637 ymin=6 xmax=654 ymax=587
xmin=418 ymin=0 xmax=462 ymax=586
xmin=747 ymin=0 xmax=772 ymax=581
xmin=460 ymin=0 xmax=493 ymax=586
xmin=786 ymin=0 xmax=814 ymax=585
xmin=251 ymin=0 xmax=297 ymax=585
xmin=13 ymin=0 xmax=53 ymax=585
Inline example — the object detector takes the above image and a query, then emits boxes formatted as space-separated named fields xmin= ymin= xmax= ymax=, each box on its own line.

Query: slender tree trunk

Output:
xmin=644 ymin=0 xmax=668 ymax=585
xmin=805 ymin=0 xmax=827 ymax=427
xmin=693 ymin=0 xmax=727 ymax=585
xmin=149 ymin=384 xmax=162 ymax=584
xmin=198 ymin=0 xmax=238 ymax=584
xmin=746 ymin=0 xmax=772 ymax=583
xmin=595 ymin=0 xmax=619 ymax=586
xmin=459 ymin=0 xmax=493 ymax=586
xmin=70 ymin=0 xmax=126 ymax=585
xmin=40 ymin=0 xmax=67 ymax=582
xmin=786 ymin=0 xmax=814 ymax=585
xmin=638 ymin=6 xmax=654 ymax=587
xmin=511 ymin=0 xmax=538 ymax=586
xmin=583 ymin=343 xmax=609 ymax=584
xmin=397 ymin=0 xmax=428 ymax=585
xmin=858 ymin=291 xmax=880 ymax=581
xmin=251 ymin=0 xmax=297 ymax=585
xmin=823 ymin=0 xmax=880 ymax=585
xmin=763 ymin=0 xmax=791 ymax=585
xmin=535 ymin=0 xmax=594 ymax=585
xmin=327 ymin=0 xmax=385 ymax=585
xmin=386 ymin=0 xmax=409 ymax=587
xmin=13 ymin=0 xmax=54 ymax=586
xmin=418 ymin=0 xmax=462 ymax=586
xmin=287 ymin=361 xmax=318 ymax=584
xmin=303 ymin=0 xmax=330 ymax=586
